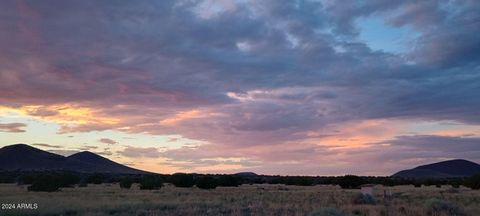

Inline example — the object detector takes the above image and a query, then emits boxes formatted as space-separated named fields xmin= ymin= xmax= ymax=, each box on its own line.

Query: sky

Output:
xmin=0 ymin=0 xmax=479 ymax=176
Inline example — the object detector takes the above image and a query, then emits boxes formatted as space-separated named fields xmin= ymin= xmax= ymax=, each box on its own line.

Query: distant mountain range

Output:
xmin=0 ymin=144 xmax=147 ymax=174
xmin=392 ymin=159 xmax=480 ymax=178
xmin=2 ymin=144 xmax=479 ymax=178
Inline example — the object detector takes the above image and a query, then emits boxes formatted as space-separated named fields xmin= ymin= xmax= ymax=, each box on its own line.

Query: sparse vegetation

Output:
xmin=351 ymin=193 xmax=376 ymax=205
xmin=2 ymin=184 xmax=478 ymax=215
xmin=309 ymin=207 xmax=345 ymax=216
xmin=424 ymin=198 xmax=465 ymax=216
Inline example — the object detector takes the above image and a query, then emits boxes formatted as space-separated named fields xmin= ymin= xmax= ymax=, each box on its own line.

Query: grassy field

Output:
xmin=0 ymin=183 xmax=479 ymax=216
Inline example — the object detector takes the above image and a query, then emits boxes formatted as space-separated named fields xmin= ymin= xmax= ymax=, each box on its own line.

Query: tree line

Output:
xmin=0 ymin=171 xmax=478 ymax=192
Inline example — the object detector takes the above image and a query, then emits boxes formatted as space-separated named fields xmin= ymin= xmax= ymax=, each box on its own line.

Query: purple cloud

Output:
xmin=0 ymin=0 xmax=479 ymax=174
xmin=0 ymin=123 xmax=27 ymax=133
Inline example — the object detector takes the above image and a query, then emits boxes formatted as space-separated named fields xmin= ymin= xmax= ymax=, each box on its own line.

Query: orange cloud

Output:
xmin=159 ymin=109 xmax=222 ymax=126
xmin=0 ymin=104 xmax=119 ymax=127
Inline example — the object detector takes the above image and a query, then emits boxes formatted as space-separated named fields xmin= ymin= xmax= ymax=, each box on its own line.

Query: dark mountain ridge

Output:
xmin=0 ymin=144 xmax=147 ymax=174
xmin=393 ymin=159 xmax=480 ymax=178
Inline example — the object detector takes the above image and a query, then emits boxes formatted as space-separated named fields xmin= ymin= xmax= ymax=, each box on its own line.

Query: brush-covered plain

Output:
xmin=1 ymin=184 xmax=480 ymax=216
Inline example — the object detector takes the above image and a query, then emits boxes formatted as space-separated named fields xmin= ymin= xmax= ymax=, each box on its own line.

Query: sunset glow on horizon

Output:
xmin=1 ymin=0 xmax=479 ymax=176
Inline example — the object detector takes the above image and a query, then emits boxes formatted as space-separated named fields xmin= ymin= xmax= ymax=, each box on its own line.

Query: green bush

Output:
xmin=337 ymin=175 xmax=363 ymax=189
xmin=196 ymin=176 xmax=218 ymax=189
xmin=285 ymin=176 xmax=315 ymax=186
xmin=169 ymin=173 xmax=195 ymax=188
xmin=87 ymin=173 xmax=105 ymax=184
xmin=27 ymin=175 xmax=61 ymax=192
xmin=120 ymin=178 xmax=133 ymax=189
xmin=55 ymin=172 xmax=80 ymax=187
xmin=217 ymin=175 xmax=241 ymax=187
xmin=140 ymin=175 xmax=163 ymax=190
xmin=463 ymin=174 xmax=480 ymax=190
xmin=424 ymin=198 xmax=464 ymax=216
xmin=352 ymin=193 xmax=376 ymax=205
xmin=309 ymin=207 xmax=345 ymax=216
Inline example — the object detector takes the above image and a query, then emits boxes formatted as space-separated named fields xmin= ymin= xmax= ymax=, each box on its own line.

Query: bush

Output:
xmin=424 ymin=198 xmax=464 ymax=216
xmin=55 ymin=172 xmax=80 ymax=187
xmin=285 ymin=176 xmax=315 ymax=186
xmin=217 ymin=175 xmax=241 ymax=187
xmin=120 ymin=178 xmax=133 ymax=189
xmin=352 ymin=193 xmax=376 ymax=205
xmin=170 ymin=173 xmax=195 ymax=188
xmin=140 ymin=175 xmax=163 ymax=190
xmin=27 ymin=175 xmax=61 ymax=192
xmin=464 ymin=174 xmax=480 ymax=190
xmin=17 ymin=174 xmax=36 ymax=185
xmin=196 ymin=176 xmax=218 ymax=189
xmin=87 ymin=173 xmax=105 ymax=184
xmin=337 ymin=175 xmax=363 ymax=189
xmin=309 ymin=207 xmax=345 ymax=216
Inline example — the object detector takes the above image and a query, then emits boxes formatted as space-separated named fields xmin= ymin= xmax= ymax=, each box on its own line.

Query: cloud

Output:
xmin=32 ymin=143 xmax=61 ymax=148
xmin=0 ymin=0 xmax=479 ymax=174
xmin=26 ymin=107 xmax=59 ymax=117
xmin=118 ymin=146 xmax=161 ymax=158
xmin=0 ymin=122 xmax=27 ymax=133
xmin=98 ymin=138 xmax=117 ymax=145
xmin=78 ymin=145 xmax=98 ymax=151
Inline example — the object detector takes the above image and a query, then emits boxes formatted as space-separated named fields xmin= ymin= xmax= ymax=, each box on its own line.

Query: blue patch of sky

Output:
xmin=356 ymin=16 xmax=420 ymax=54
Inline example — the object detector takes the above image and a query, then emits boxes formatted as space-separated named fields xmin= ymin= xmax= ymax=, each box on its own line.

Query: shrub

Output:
xmin=424 ymin=198 xmax=464 ymax=216
xmin=27 ymin=175 xmax=61 ymax=192
xmin=120 ymin=178 xmax=133 ymax=189
xmin=17 ymin=174 xmax=36 ymax=185
xmin=196 ymin=176 xmax=218 ymax=189
xmin=140 ymin=175 xmax=163 ymax=190
xmin=87 ymin=173 xmax=105 ymax=184
xmin=170 ymin=173 xmax=195 ymax=188
xmin=352 ymin=193 xmax=376 ymax=205
xmin=309 ymin=207 xmax=345 ymax=216
xmin=337 ymin=175 xmax=363 ymax=189
xmin=56 ymin=172 xmax=80 ymax=187
xmin=217 ymin=175 xmax=241 ymax=187
xmin=451 ymin=182 xmax=460 ymax=188
xmin=285 ymin=176 xmax=315 ymax=186
xmin=463 ymin=174 xmax=480 ymax=190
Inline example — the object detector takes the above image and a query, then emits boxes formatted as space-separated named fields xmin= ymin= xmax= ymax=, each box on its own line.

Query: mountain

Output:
xmin=0 ymin=144 xmax=147 ymax=174
xmin=234 ymin=172 xmax=258 ymax=177
xmin=393 ymin=159 xmax=480 ymax=178
xmin=68 ymin=151 xmax=146 ymax=174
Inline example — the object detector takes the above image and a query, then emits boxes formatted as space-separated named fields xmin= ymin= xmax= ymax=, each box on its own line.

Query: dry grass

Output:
xmin=0 ymin=184 xmax=479 ymax=216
